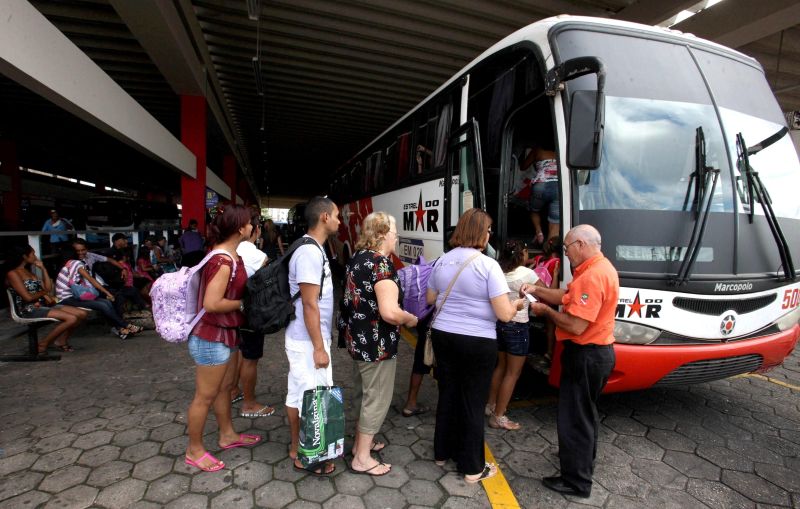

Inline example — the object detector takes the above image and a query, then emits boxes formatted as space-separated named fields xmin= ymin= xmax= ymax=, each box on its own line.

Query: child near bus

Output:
xmin=486 ymin=240 xmax=544 ymax=430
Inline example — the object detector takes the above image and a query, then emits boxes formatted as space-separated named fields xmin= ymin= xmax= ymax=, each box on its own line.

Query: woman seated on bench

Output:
xmin=4 ymin=245 xmax=88 ymax=354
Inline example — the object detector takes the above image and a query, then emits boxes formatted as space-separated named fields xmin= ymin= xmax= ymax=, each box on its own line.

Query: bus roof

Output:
xmin=340 ymin=15 xmax=759 ymax=170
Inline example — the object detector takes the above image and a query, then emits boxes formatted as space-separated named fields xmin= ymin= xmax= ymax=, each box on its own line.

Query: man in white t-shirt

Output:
xmin=286 ymin=196 xmax=340 ymax=475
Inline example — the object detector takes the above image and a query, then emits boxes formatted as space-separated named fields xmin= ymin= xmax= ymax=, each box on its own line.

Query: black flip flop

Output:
xmin=293 ymin=459 xmax=336 ymax=476
xmin=350 ymin=461 xmax=391 ymax=476
xmin=402 ymin=406 xmax=429 ymax=417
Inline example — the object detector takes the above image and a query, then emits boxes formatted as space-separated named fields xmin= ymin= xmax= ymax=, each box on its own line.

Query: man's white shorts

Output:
xmin=285 ymin=338 xmax=333 ymax=409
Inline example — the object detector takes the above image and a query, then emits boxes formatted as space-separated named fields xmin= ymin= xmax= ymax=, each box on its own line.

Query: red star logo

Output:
xmin=415 ymin=192 xmax=426 ymax=229
xmin=627 ymin=292 xmax=644 ymax=318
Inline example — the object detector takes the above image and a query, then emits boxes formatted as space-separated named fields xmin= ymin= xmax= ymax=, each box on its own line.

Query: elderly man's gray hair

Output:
xmin=570 ymin=224 xmax=602 ymax=246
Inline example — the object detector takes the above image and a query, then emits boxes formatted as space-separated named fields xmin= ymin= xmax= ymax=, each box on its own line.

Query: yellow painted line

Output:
xmin=399 ymin=326 xmax=521 ymax=509
xmin=743 ymin=373 xmax=800 ymax=391
xmin=483 ymin=443 xmax=522 ymax=509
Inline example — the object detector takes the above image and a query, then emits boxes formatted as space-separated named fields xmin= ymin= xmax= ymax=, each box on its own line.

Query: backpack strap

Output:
xmin=187 ymin=249 xmax=238 ymax=334
xmin=286 ymin=236 xmax=327 ymax=302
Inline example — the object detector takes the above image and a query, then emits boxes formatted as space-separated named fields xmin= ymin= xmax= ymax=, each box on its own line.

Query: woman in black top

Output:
xmin=339 ymin=212 xmax=418 ymax=476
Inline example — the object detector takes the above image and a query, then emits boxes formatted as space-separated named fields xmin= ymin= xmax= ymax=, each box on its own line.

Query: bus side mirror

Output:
xmin=568 ymin=89 xmax=604 ymax=169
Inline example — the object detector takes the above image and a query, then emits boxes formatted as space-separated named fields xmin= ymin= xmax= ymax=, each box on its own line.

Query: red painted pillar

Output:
xmin=181 ymin=96 xmax=206 ymax=231
xmin=223 ymin=155 xmax=236 ymax=205
xmin=0 ymin=140 xmax=21 ymax=229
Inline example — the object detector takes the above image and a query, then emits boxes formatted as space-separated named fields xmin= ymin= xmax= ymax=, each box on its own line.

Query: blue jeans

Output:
xmin=188 ymin=335 xmax=233 ymax=366
xmin=496 ymin=321 xmax=530 ymax=356
xmin=530 ymin=181 xmax=560 ymax=223
xmin=58 ymin=296 xmax=127 ymax=329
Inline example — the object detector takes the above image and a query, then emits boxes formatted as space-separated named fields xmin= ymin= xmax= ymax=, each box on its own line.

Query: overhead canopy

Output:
xmin=1 ymin=0 xmax=798 ymax=202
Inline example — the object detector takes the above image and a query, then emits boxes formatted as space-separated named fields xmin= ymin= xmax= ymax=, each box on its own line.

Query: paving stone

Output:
xmin=1 ymin=436 xmax=37 ymax=458
xmin=502 ymin=429 xmax=549 ymax=453
xmin=593 ymin=465 xmax=650 ymax=498
xmin=164 ymin=493 xmax=208 ymax=509
xmin=438 ymin=471 xmax=482 ymax=498
xmin=149 ymin=422 xmax=184 ymax=442
xmin=749 ymin=433 xmax=800 ymax=460
xmin=0 ymin=470 xmax=43 ymax=502
xmin=696 ymin=445 xmax=754 ymax=472
xmin=39 ymin=464 xmax=91 ymax=493
xmin=217 ymin=445 xmax=252 ymax=470
xmin=95 ymin=477 xmax=147 ymax=509
xmin=70 ymin=417 xmax=108 ymax=434
xmin=323 ymin=493 xmax=366 ymax=509
xmin=364 ymin=486 xmax=407 ymax=509
xmin=86 ymin=460 xmax=133 ymax=487
xmin=132 ymin=401 xmax=166 ymax=414
xmin=595 ymin=442 xmax=633 ymax=468
xmin=0 ymin=490 xmax=51 ymax=508
xmin=753 ymin=462 xmax=800 ymax=492
xmin=252 ymin=440 xmax=288 ymax=464
xmin=32 ymin=447 xmax=82 ymax=472
xmin=721 ymin=470 xmax=790 ymax=506
xmin=647 ymin=486 xmax=713 ymax=508
xmin=603 ymin=415 xmax=648 ymax=437
xmin=630 ymin=458 xmax=688 ymax=490
xmin=120 ymin=441 xmax=160 ymax=463
xmin=297 ymin=475 xmax=336 ymax=502
xmin=254 ymin=479 xmax=297 ymax=508
xmin=409 ymin=440 xmax=435 ymax=461
xmin=141 ymin=411 xmax=176 ymax=428
xmin=112 ymin=428 xmax=150 ymax=447
xmin=384 ymin=424 xmax=421 ymax=446
xmin=132 ymin=455 xmax=174 ymax=481
xmin=647 ymin=428 xmax=698 ymax=453
xmin=128 ymin=501 xmax=162 ymax=509
xmin=42 ymin=484 xmax=99 ymax=509
xmin=0 ymin=452 xmax=38 ymax=476
xmin=400 ymin=479 xmax=443 ymax=507
xmin=160 ymin=435 xmax=189 ymax=456
xmin=484 ymin=433 xmax=513 ymax=459
xmin=233 ymin=460 xmax=272 ymax=489
xmin=286 ymin=501 xmax=322 ymax=509
xmin=373 ymin=463 xmax=409 ymax=488
xmin=33 ymin=432 xmax=77 ymax=454
xmin=632 ymin=410 xmax=677 ymax=430
xmin=504 ymin=450 xmax=557 ymax=479
xmin=0 ymin=423 xmax=34 ymax=443
xmin=78 ymin=445 xmax=121 ymax=467
xmin=145 ymin=473 xmax=191 ymax=504
xmin=106 ymin=414 xmax=144 ymax=432
xmin=614 ymin=435 xmax=665 ymax=461
xmin=72 ymin=430 xmax=115 ymax=450
xmin=190 ymin=468 xmax=233 ymax=493
xmin=664 ymin=451 xmax=721 ymax=480
xmin=99 ymin=405 xmax=135 ymax=420
xmin=210 ymin=487 xmax=253 ymax=509
xmin=686 ymin=478 xmax=753 ymax=509
xmin=675 ymin=423 xmax=727 ymax=448
xmin=440 ymin=493 xmax=495 ymax=509
xmin=333 ymin=470 xmax=375 ymax=496
xmin=405 ymin=459 xmax=445 ymax=481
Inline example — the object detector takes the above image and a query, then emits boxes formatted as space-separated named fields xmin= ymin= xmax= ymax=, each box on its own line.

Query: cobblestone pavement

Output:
xmin=0 ymin=322 xmax=798 ymax=509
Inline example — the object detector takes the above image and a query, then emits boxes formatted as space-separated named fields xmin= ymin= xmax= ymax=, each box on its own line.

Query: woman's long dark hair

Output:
xmin=207 ymin=203 xmax=250 ymax=246
xmin=2 ymin=245 xmax=34 ymax=285
xmin=498 ymin=240 xmax=527 ymax=273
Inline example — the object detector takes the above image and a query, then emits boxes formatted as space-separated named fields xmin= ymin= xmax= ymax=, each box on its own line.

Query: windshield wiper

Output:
xmin=736 ymin=129 xmax=796 ymax=281
xmin=673 ymin=127 xmax=720 ymax=286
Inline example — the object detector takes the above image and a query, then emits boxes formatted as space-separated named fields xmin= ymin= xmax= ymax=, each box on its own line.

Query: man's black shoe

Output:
xmin=542 ymin=476 xmax=591 ymax=498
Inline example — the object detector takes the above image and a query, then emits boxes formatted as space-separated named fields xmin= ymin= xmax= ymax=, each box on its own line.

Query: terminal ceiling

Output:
xmin=2 ymin=0 xmax=799 ymax=203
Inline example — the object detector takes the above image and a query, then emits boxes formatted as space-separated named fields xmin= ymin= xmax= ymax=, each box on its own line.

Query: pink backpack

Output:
xmin=150 ymin=250 xmax=236 ymax=343
xmin=397 ymin=255 xmax=436 ymax=320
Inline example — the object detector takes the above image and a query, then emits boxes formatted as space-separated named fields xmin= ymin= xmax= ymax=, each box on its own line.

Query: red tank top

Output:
xmin=191 ymin=254 xmax=247 ymax=348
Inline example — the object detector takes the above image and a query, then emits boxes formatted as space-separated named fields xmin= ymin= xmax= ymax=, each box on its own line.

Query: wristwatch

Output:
xmin=239 ymin=301 xmax=245 ymax=313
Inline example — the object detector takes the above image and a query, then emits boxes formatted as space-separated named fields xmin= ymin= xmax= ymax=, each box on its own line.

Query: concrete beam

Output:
xmin=673 ymin=0 xmax=800 ymax=48
xmin=614 ymin=0 xmax=698 ymax=26
xmin=0 ymin=0 xmax=196 ymax=178
xmin=205 ymin=167 xmax=231 ymax=200
xmin=108 ymin=0 xmax=205 ymax=96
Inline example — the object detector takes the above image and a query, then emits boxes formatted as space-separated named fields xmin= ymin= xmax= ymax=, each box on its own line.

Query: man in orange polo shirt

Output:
xmin=522 ymin=224 xmax=618 ymax=498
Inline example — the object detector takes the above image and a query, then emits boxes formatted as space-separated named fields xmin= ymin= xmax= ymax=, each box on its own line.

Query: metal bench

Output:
xmin=3 ymin=288 xmax=61 ymax=362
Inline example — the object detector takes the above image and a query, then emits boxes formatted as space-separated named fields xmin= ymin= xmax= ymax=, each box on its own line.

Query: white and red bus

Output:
xmin=329 ymin=16 xmax=800 ymax=392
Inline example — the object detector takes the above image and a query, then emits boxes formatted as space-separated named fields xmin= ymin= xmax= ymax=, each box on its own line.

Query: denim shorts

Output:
xmin=188 ymin=335 xmax=233 ymax=366
xmin=496 ymin=321 xmax=530 ymax=356
xmin=530 ymin=181 xmax=560 ymax=223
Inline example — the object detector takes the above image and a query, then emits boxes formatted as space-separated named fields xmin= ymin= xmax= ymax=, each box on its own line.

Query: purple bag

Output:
xmin=149 ymin=249 xmax=236 ymax=343
xmin=397 ymin=255 xmax=435 ymax=320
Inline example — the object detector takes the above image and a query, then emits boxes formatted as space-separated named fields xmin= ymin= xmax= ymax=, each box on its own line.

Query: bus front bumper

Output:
xmin=547 ymin=324 xmax=800 ymax=393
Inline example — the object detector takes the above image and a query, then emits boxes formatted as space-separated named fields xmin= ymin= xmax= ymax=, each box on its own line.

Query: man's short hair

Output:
xmin=72 ymin=238 xmax=88 ymax=248
xmin=305 ymin=196 xmax=335 ymax=229
xmin=112 ymin=233 xmax=127 ymax=242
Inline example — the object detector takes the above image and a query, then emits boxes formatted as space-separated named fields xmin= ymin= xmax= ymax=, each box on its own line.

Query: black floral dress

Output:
xmin=339 ymin=249 xmax=403 ymax=362
xmin=10 ymin=279 xmax=46 ymax=317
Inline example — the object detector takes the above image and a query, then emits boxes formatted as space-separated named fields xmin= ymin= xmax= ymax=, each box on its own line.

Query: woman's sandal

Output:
xmin=185 ymin=452 xmax=225 ymax=472
xmin=53 ymin=344 xmax=75 ymax=352
xmin=350 ymin=461 xmax=391 ymax=476
xmin=465 ymin=462 xmax=498 ymax=484
xmin=489 ymin=414 xmax=522 ymax=431
xmin=127 ymin=324 xmax=143 ymax=335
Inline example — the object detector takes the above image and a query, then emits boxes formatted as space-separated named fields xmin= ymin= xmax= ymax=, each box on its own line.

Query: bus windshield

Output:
xmin=554 ymin=26 xmax=800 ymax=280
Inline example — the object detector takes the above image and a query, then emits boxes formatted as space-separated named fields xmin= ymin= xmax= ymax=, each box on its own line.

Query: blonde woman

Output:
xmin=339 ymin=211 xmax=418 ymax=476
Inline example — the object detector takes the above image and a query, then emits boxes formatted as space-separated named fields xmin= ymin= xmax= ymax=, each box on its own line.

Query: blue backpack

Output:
xmin=397 ymin=255 xmax=436 ymax=320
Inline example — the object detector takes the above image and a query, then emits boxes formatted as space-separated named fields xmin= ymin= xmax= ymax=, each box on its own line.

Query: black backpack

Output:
xmin=245 ymin=237 xmax=325 ymax=334
xmin=93 ymin=261 xmax=124 ymax=290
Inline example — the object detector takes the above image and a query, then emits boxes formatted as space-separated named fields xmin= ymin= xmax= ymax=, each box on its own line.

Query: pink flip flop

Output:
xmin=220 ymin=433 xmax=262 ymax=450
xmin=185 ymin=452 xmax=225 ymax=472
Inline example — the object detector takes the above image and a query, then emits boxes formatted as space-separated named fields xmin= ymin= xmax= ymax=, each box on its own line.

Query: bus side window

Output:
xmin=397 ymin=132 xmax=411 ymax=185
xmin=433 ymin=102 xmax=454 ymax=169
xmin=384 ymin=141 xmax=397 ymax=189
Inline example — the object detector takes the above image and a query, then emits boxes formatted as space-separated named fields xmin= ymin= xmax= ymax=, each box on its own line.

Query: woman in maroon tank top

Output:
xmin=184 ymin=204 xmax=263 ymax=472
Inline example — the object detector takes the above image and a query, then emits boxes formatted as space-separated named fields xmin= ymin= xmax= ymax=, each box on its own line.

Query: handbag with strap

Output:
xmin=423 ymin=251 xmax=482 ymax=366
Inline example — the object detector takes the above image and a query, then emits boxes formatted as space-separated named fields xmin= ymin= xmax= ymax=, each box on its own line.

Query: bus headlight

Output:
xmin=775 ymin=307 xmax=800 ymax=332
xmin=613 ymin=320 xmax=660 ymax=345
